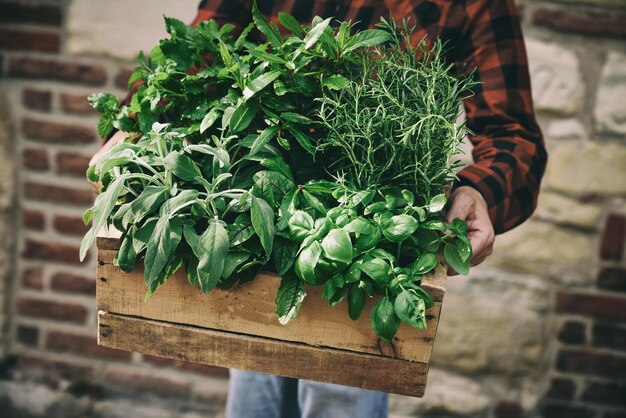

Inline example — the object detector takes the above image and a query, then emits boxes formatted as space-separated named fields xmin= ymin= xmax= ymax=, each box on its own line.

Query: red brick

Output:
xmin=22 ymin=147 xmax=50 ymax=171
xmin=17 ymin=297 xmax=87 ymax=323
xmin=556 ymin=292 xmax=626 ymax=322
xmin=545 ymin=378 xmax=576 ymax=401
xmin=22 ymin=267 xmax=43 ymax=289
xmin=494 ymin=400 xmax=522 ymax=418
xmin=0 ymin=3 xmax=63 ymax=26
xmin=22 ymin=118 xmax=95 ymax=144
xmin=25 ymin=181 xmax=94 ymax=206
xmin=22 ymin=88 xmax=51 ymax=111
xmin=53 ymin=214 xmax=89 ymax=236
xmin=16 ymin=325 xmax=39 ymax=347
xmin=60 ymin=93 xmax=97 ymax=115
xmin=557 ymin=349 xmax=626 ymax=378
xmin=542 ymin=404 xmax=594 ymax=418
xmin=9 ymin=57 xmax=106 ymax=85
xmin=600 ymin=214 xmax=626 ymax=261
xmin=581 ymin=381 xmax=626 ymax=407
xmin=56 ymin=152 xmax=91 ymax=177
xmin=0 ymin=28 xmax=60 ymax=53
xmin=593 ymin=323 xmax=626 ymax=351
xmin=22 ymin=208 xmax=45 ymax=230
xmin=50 ymin=272 xmax=95 ymax=295
xmin=46 ymin=331 xmax=131 ymax=361
xmin=114 ymin=68 xmax=134 ymax=89
xmin=597 ymin=267 xmax=626 ymax=293
xmin=533 ymin=7 xmax=626 ymax=39
xmin=102 ymin=369 xmax=192 ymax=398
xmin=142 ymin=354 xmax=229 ymax=378
xmin=558 ymin=321 xmax=586 ymax=345
xmin=22 ymin=238 xmax=86 ymax=264
xmin=17 ymin=354 xmax=93 ymax=381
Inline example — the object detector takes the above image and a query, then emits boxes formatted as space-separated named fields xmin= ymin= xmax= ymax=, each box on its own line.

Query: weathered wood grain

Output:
xmin=97 ymin=247 xmax=443 ymax=362
xmin=98 ymin=311 xmax=429 ymax=397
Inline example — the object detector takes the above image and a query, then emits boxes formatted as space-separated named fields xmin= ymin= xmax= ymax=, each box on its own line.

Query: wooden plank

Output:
xmin=98 ymin=311 xmax=429 ymax=397
xmin=97 ymin=251 xmax=442 ymax=362
xmin=95 ymin=234 xmax=447 ymax=301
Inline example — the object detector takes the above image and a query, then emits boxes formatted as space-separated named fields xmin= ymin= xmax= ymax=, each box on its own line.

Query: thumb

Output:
xmin=445 ymin=191 xmax=471 ymax=224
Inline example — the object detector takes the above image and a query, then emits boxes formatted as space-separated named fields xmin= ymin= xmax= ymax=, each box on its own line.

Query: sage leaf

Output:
xmin=251 ymin=196 xmax=275 ymax=255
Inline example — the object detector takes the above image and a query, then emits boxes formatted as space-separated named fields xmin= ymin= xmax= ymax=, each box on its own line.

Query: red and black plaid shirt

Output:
xmin=126 ymin=0 xmax=547 ymax=235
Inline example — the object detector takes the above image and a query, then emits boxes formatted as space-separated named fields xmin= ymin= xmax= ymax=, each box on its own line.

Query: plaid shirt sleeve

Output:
xmin=448 ymin=0 xmax=548 ymax=234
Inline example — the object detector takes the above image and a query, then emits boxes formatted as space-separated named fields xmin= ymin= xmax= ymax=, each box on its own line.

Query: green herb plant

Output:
xmin=82 ymin=4 xmax=475 ymax=342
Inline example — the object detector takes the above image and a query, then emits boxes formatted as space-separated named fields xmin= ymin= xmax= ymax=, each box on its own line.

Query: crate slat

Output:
xmin=98 ymin=311 xmax=429 ymax=397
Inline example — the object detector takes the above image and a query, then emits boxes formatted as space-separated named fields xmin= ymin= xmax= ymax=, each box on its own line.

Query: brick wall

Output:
xmin=0 ymin=0 xmax=625 ymax=417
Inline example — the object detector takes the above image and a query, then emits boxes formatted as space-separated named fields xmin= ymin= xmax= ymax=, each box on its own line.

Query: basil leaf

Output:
xmin=444 ymin=241 xmax=470 ymax=276
xmin=301 ymin=189 xmax=327 ymax=215
xmin=321 ymin=228 xmax=353 ymax=264
xmin=394 ymin=290 xmax=427 ymax=330
xmin=411 ymin=252 xmax=438 ymax=275
xmin=359 ymin=258 xmax=392 ymax=284
xmin=382 ymin=214 xmax=419 ymax=242
xmin=370 ymin=296 xmax=400 ymax=342
xmin=427 ymin=193 xmax=447 ymax=213
xmin=295 ymin=241 xmax=322 ymax=284
xmin=348 ymin=286 xmax=366 ymax=320
xmin=276 ymin=272 xmax=307 ymax=325
xmin=288 ymin=210 xmax=314 ymax=242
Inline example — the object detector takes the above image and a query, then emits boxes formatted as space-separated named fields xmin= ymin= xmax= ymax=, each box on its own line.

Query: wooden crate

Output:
xmin=96 ymin=233 xmax=447 ymax=397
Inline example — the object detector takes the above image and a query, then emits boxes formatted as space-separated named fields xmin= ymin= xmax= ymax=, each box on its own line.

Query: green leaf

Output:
xmin=144 ymin=217 xmax=182 ymax=285
xmin=288 ymin=210 xmax=314 ymax=242
xmin=160 ymin=189 xmax=199 ymax=216
xmin=301 ymin=190 xmax=326 ymax=215
xmin=286 ymin=126 xmax=315 ymax=155
xmin=359 ymin=258 xmax=392 ymax=284
xmin=252 ymin=0 xmax=282 ymax=47
xmin=364 ymin=202 xmax=386 ymax=215
xmin=382 ymin=214 xmax=419 ymax=242
xmin=321 ymin=228 xmax=353 ymax=264
xmin=223 ymin=251 xmax=251 ymax=278
xmin=97 ymin=115 xmax=115 ymax=138
xmin=185 ymin=221 xmax=230 ymax=292
xmin=348 ymin=286 xmax=366 ymax=320
xmin=412 ymin=252 xmax=438 ymax=275
xmin=322 ymin=278 xmax=337 ymax=300
xmin=243 ymin=70 xmax=281 ymax=101
xmin=278 ymin=12 xmax=302 ymax=33
xmin=428 ymin=193 xmax=447 ymax=213
xmin=273 ymin=237 xmax=299 ymax=276
xmin=252 ymin=170 xmax=294 ymax=209
xmin=229 ymin=101 xmax=258 ymax=133
xmin=444 ymin=242 xmax=470 ymax=276
xmin=343 ymin=217 xmax=374 ymax=235
xmin=276 ymin=272 xmax=307 ymax=325
xmin=344 ymin=29 xmax=391 ymax=52
xmin=164 ymin=152 xmax=202 ymax=182
xmin=249 ymin=48 xmax=287 ymax=64
xmin=280 ymin=112 xmax=312 ymax=124
xmin=251 ymin=196 xmax=275 ymax=255
xmin=259 ymin=156 xmax=294 ymax=182
xmin=250 ymin=126 xmax=279 ymax=155
xmin=295 ymin=241 xmax=322 ymax=284
xmin=371 ymin=296 xmax=401 ymax=342
xmin=89 ymin=92 xmax=119 ymax=113
xmin=200 ymin=108 xmax=221 ymax=133
xmin=394 ymin=290 xmax=427 ymax=330
xmin=415 ymin=229 xmax=440 ymax=252
xmin=79 ymin=174 xmax=128 ymax=261
xmin=127 ymin=186 xmax=168 ymax=224
xmin=322 ymin=74 xmax=349 ymax=90
xmin=115 ymin=227 xmax=137 ymax=273
xmin=303 ymin=17 xmax=331 ymax=49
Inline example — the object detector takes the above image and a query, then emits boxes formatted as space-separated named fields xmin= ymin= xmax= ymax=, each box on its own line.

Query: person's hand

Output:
xmin=445 ymin=186 xmax=495 ymax=275
xmin=87 ymin=130 xmax=129 ymax=193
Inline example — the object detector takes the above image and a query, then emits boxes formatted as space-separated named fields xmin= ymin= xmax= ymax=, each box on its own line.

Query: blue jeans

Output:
xmin=226 ymin=369 xmax=389 ymax=418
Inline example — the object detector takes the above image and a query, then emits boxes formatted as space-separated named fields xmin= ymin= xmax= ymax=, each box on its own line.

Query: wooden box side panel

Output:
xmin=97 ymin=248 xmax=442 ymax=363
xmin=98 ymin=311 xmax=428 ymax=397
